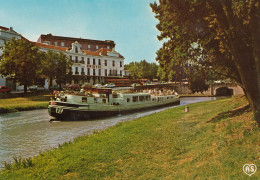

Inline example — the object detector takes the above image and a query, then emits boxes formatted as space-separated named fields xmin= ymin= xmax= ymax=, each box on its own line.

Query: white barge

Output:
xmin=48 ymin=88 xmax=180 ymax=120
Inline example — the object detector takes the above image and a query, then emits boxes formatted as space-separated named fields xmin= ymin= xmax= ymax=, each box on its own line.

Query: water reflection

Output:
xmin=0 ymin=96 xmax=225 ymax=168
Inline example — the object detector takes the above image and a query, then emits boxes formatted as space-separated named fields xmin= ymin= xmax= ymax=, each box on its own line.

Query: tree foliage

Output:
xmin=151 ymin=0 xmax=260 ymax=124
xmin=42 ymin=50 xmax=72 ymax=89
xmin=0 ymin=38 xmax=42 ymax=92
xmin=125 ymin=60 xmax=158 ymax=80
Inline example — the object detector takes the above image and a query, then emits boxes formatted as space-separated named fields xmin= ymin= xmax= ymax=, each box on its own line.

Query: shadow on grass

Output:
xmin=207 ymin=104 xmax=250 ymax=123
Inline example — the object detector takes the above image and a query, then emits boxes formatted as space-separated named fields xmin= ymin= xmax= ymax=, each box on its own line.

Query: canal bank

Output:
xmin=0 ymin=95 xmax=259 ymax=179
xmin=0 ymin=94 xmax=50 ymax=114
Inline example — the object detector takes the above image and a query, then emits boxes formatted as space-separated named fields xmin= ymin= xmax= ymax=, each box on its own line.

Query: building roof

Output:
xmin=37 ymin=34 xmax=115 ymax=45
xmin=0 ymin=25 xmax=30 ymax=42
xmin=34 ymin=42 xmax=124 ymax=58
xmin=33 ymin=42 xmax=68 ymax=51
xmin=0 ymin=26 xmax=9 ymax=31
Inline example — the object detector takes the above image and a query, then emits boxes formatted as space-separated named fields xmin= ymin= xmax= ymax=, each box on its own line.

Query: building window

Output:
xmin=93 ymin=69 xmax=96 ymax=76
xmin=120 ymin=70 xmax=122 ymax=76
xmin=120 ymin=61 xmax=122 ymax=67
xmin=54 ymin=42 xmax=58 ymax=46
xmin=98 ymin=59 xmax=101 ymax=65
xmin=112 ymin=60 xmax=115 ymax=67
xmin=81 ymin=57 xmax=84 ymax=63
xmin=81 ymin=68 xmax=85 ymax=75
xmin=107 ymin=46 xmax=110 ymax=49
xmin=104 ymin=60 xmax=107 ymax=66
xmin=96 ymin=45 xmax=98 ymax=49
xmin=75 ymin=47 xmax=78 ymax=53
xmin=70 ymin=56 xmax=72 ymax=61
xmin=105 ymin=69 xmax=107 ymax=76
xmin=88 ymin=45 xmax=90 ymax=49
xmin=61 ymin=42 xmax=64 ymax=46
xmin=99 ymin=69 xmax=101 ymax=76
xmin=44 ymin=41 xmax=50 ymax=45
xmin=93 ymin=58 xmax=96 ymax=65
xmin=87 ymin=68 xmax=90 ymax=75
xmin=87 ymin=58 xmax=90 ymax=64
xmin=75 ymin=56 xmax=78 ymax=63
xmin=75 ymin=67 xmax=79 ymax=74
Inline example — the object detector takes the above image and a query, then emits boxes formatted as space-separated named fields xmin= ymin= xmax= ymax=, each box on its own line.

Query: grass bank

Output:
xmin=0 ymin=96 xmax=259 ymax=179
xmin=0 ymin=95 xmax=51 ymax=114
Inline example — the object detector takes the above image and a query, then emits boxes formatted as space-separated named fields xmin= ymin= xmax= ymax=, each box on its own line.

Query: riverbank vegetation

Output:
xmin=0 ymin=95 xmax=259 ymax=179
xmin=0 ymin=95 xmax=51 ymax=114
xmin=151 ymin=1 xmax=260 ymax=124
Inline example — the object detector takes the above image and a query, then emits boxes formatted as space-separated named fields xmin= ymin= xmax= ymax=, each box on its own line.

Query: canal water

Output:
xmin=0 ymin=96 xmax=224 ymax=168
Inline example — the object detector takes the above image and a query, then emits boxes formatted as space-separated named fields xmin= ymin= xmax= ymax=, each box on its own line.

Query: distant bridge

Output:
xmin=134 ymin=82 xmax=244 ymax=96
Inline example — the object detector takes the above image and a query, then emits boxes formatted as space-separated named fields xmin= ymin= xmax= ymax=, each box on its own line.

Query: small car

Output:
xmin=104 ymin=83 xmax=115 ymax=88
xmin=0 ymin=86 xmax=11 ymax=93
xmin=93 ymin=84 xmax=103 ymax=88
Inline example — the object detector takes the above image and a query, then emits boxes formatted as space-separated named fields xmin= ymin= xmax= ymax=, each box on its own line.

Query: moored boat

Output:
xmin=48 ymin=88 xmax=180 ymax=121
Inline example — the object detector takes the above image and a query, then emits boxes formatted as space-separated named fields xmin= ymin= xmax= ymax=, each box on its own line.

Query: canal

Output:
xmin=0 ymin=96 xmax=224 ymax=168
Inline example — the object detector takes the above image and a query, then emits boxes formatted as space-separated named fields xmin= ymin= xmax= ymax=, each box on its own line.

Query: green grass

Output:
xmin=0 ymin=95 xmax=51 ymax=114
xmin=0 ymin=95 xmax=259 ymax=179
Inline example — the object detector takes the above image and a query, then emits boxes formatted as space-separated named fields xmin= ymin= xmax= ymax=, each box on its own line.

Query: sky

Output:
xmin=0 ymin=0 xmax=162 ymax=64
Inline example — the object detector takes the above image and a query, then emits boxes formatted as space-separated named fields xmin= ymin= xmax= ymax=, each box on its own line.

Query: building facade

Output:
xmin=0 ymin=26 xmax=22 ymax=88
xmin=35 ymin=41 xmax=126 ymax=86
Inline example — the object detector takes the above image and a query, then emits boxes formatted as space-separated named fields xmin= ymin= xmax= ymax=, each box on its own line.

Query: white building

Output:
xmin=0 ymin=26 xmax=22 ymax=87
xmin=35 ymin=41 xmax=126 ymax=86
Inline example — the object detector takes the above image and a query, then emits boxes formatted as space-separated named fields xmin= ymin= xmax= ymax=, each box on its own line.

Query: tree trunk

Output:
xmin=24 ymin=84 xmax=27 ymax=94
xmin=209 ymin=0 xmax=260 ymax=125
xmin=49 ymin=77 xmax=53 ymax=90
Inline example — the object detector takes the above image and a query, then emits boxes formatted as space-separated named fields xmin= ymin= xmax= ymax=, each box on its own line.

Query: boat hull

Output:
xmin=48 ymin=99 xmax=180 ymax=121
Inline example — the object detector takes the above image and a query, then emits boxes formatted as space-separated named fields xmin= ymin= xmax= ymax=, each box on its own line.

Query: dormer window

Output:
xmin=75 ymin=46 xmax=78 ymax=53
xmin=61 ymin=42 xmax=64 ymax=47
xmin=96 ymin=45 xmax=98 ymax=50
xmin=88 ymin=45 xmax=91 ymax=49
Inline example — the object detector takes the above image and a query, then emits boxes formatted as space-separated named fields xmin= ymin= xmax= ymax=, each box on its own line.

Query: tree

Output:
xmin=0 ymin=38 xmax=41 ymax=93
xmin=151 ymin=0 xmax=260 ymax=124
xmin=125 ymin=60 xmax=159 ymax=80
xmin=42 ymin=50 xmax=72 ymax=89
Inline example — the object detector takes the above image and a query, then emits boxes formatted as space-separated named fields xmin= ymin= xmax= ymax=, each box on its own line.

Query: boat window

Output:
xmin=102 ymin=99 xmax=106 ymax=103
xmin=133 ymin=96 xmax=138 ymax=102
xmin=94 ymin=98 xmax=98 ymax=103
xmin=139 ymin=96 xmax=145 ymax=101
xmin=82 ymin=97 xmax=87 ymax=102
xmin=145 ymin=95 xmax=151 ymax=101
xmin=127 ymin=98 xmax=130 ymax=102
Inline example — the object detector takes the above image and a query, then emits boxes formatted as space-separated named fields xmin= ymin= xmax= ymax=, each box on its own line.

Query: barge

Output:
xmin=48 ymin=88 xmax=180 ymax=121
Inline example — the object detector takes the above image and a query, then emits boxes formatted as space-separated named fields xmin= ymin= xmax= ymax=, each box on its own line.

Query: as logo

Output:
xmin=243 ymin=164 xmax=257 ymax=176
xmin=56 ymin=107 xmax=63 ymax=114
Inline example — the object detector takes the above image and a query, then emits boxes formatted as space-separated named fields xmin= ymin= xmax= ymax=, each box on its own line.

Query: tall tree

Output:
xmin=42 ymin=50 xmax=72 ymax=89
xmin=0 ymin=38 xmax=41 ymax=93
xmin=151 ymin=0 xmax=260 ymax=124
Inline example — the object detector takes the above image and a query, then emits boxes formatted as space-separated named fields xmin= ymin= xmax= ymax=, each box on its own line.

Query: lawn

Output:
xmin=0 ymin=95 xmax=51 ymax=114
xmin=0 ymin=95 xmax=259 ymax=179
